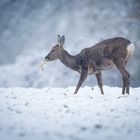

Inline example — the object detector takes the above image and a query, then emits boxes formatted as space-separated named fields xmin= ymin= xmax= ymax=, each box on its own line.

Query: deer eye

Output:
xmin=51 ymin=50 xmax=55 ymax=53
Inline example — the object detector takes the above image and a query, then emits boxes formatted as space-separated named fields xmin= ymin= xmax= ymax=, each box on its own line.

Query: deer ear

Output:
xmin=57 ymin=34 xmax=61 ymax=45
xmin=61 ymin=35 xmax=65 ymax=46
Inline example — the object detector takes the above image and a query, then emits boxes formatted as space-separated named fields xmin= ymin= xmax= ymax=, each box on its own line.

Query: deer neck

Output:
xmin=59 ymin=49 xmax=79 ymax=72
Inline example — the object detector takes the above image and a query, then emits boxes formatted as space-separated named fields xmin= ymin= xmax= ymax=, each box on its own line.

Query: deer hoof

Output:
xmin=101 ymin=92 xmax=104 ymax=95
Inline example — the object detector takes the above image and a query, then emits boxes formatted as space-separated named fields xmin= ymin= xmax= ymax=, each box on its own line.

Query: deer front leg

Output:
xmin=74 ymin=70 xmax=88 ymax=94
xmin=96 ymin=71 xmax=104 ymax=95
xmin=122 ymin=77 xmax=126 ymax=95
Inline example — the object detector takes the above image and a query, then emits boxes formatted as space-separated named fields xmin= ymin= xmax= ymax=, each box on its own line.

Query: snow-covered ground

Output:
xmin=0 ymin=86 xmax=140 ymax=140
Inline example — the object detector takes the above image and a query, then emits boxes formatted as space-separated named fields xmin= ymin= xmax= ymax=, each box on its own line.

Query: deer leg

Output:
xmin=124 ymin=70 xmax=130 ymax=94
xmin=114 ymin=60 xmax=130 ymax=95
xmin=74 ymin=70 xmax=88 ymax=94
xmin=122 ymin=77 xmax=126 ymax=95
xmin=96 ymin=72 xmax=104 ymax=95
xmin=120 ymin=70 xmax=130 ymax=94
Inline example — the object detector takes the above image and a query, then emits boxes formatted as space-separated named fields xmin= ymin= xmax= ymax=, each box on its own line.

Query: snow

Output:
xmin=0 ymin=86 xmax=140 ymax=140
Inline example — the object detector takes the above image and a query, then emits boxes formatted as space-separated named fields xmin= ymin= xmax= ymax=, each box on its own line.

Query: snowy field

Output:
xmin=0 ymin=86 xmax=140 ymax=140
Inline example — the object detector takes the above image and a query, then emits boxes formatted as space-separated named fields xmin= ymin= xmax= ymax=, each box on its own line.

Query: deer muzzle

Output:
xmin=45 ymin=56 xmax=50 ymax=61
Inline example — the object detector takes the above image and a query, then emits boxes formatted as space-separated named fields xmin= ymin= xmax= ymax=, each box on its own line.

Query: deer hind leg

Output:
xmin=74 ymin=70 xmax=88 ymax=94
xmin=114 ymin=60 xmax=130 ymax=95
xmin=120 ymin=69 xmax=130 ymax=94
xmin=124 ymin=70 xmax=130 ymax=94
xmin=96 ymin=71 xmax=104 ymax=95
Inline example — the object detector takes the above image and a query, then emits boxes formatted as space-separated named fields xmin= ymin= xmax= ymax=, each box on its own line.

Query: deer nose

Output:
xmin=45 ymin=56 xmax=50 ymax=60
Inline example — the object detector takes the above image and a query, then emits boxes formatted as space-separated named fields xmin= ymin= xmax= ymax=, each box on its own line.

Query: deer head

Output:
xmin=45 ymin=35 xmax=65 ymax=62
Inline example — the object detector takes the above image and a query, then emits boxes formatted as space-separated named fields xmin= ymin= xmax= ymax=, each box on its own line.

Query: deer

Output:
xmin=41 ymin=35 xmax=134 ymax=95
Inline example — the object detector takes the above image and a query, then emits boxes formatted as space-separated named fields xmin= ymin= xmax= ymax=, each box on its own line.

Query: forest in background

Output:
xmin=0 ymin=0 xmax=140 ymax=87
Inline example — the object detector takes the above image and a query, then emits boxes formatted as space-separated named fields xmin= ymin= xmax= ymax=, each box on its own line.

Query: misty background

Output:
xmin=0 ymin=0 xmax=140 ymax=88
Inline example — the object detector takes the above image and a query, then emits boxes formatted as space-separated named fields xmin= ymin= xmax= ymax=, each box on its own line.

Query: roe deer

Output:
xmin=44 ymin=35 xmax=134 ymax=95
